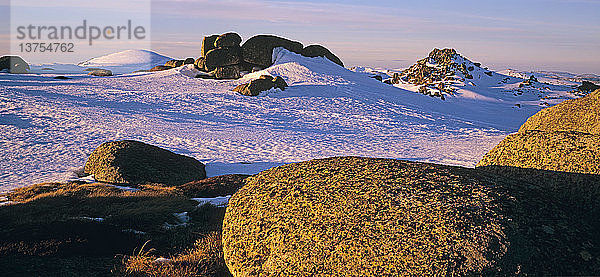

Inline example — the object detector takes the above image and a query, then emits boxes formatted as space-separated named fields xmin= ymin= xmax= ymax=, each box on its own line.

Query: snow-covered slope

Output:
xmin=78 ymin=49 xmax=172 ymax=73
xmin=0 ymin=49 xmax=582 ymax=191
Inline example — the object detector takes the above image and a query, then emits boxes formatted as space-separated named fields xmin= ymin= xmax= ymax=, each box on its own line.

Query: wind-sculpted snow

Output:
xmin=0 ymin=49 xmax=569 ymax=191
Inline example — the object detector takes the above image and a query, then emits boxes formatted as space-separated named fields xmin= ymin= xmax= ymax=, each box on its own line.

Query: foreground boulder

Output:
xmin=478 ymin=90 xmax=600 ymax=174
xmin=232 ymin=75 xmax=288 ymax=96
xmin=301 ymin=44 xmax=344 ymax=67
xmin=0 ymin=56 xmax=30 ymax=73
xmin=519 ymin=89 xmax=600 ymax=134
xmin=241 ymin=35 xmax=303 ymax=68
xmin=84 ymin=140 xmax=206 ymax=185
xmin=223 ymin=157 xmax=600 ymax=276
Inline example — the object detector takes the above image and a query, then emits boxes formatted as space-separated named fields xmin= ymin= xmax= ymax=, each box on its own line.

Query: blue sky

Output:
xmin=2 ymin=0 xmax=599 ymax=73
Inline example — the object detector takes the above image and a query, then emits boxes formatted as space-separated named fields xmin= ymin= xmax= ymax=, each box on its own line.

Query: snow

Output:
xmin=192 ymin=196 xmax=232 ymax=208
xmin=0 ymin=48 xmax=586 ymax=192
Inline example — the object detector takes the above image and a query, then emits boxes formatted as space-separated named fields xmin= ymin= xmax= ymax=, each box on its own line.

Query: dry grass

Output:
xmin=223 ymin=156 xmax=600 ymax=276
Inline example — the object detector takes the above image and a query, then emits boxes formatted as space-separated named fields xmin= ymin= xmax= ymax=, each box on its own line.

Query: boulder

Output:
xmin=272 ymin=76 xmax=287 ymax=90
xmin=84 ymin=140 xmax=206 ymax=186
xmin=477 ymin=130 xmax=600 ymax=174
xmin=150 ymin=65 xmax=173 ymax=72
xmin=519 ymin=89 xmax=600 ymax=134
xmin=233 ymin=78 xmax=276 ymax=96
xmin=242 ymin=35 xmax=303 ymax=67
xmin=165 ymin=60 xmax=184 ymax=67
xmin=214 ymin=65 xmax=241 ymax=80
xmin=179 ymin=174 xmax=250 ymax=198
xmin=195 ymin=57 xmax=206 ymax=71
xmin=184 ymin=58 xmax=195 ymax=65
xmin=0 ymin=56 xmax=30 ymax=73
xmin=214 ymin=32 xmax=242 ymax=48
xmin=201 ymin=35 xmax=219 ymax=57
xmin=88 ymin=69 xmax=113 ymax=76
xmin=223 ymin=157 xmax=600 ymax=276
xmin=204 ymin=47 xmax=242 ymax=72
xmin=300 ymin=44 xmax=344 ymax=67
xmin=578 ymin=81 xmax=600 ymax=92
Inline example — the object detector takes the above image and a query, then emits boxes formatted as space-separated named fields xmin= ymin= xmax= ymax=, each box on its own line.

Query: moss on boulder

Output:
xmin=84 ymin=140 xmax=206 ymax=185
xmin=223 ymin=157 xmax=600 ymax=276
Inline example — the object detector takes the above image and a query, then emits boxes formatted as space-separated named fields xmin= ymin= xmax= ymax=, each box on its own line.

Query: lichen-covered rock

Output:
xmin=477 ymin=130 xmax=600 ymax=174
xmin=0 ymin=56 xmax=30 ymax=73
xmin=223 ymin=157 xmax=600 ymax=276
xmin=150 ymin=65 xmax=173 ymax=72
xmin=201 ymin=35 xmax=219 ymax=57
xmin=232 ymin=78 xmax=274 ymax=96
xmin=242 ymin=35 xmax=303 ymax=67
xmin=204 ymin=47 xmax=242 ymax=72
xmin=214 ymin=32 xmax=242 ymax=48
xmin=84 ymin=140 xmax=206 ymax=186
xmin=300 ymin=44 xmax=344 ymax=67
xmin=165 ymin=60 xmax=184 ymax=67
xmin=214 ymin=65 xmax=241 ymax=80
xmin=87 ymin=69 xmax=113 ymax=76
xmin=519 ymin=89 xmax=600 ymax=134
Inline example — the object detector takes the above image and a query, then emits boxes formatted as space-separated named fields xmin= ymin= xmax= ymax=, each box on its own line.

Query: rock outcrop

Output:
xmin=0 ymin=56 xmax=30 ymax=73
xmin=300 ymin=44 xmax=344 ymax=67
xmin=87 ymin=69 xmax=113 ymax=77
xmin=232 ymin=75 xmax=288 ymax=96
xmin=578 ymin=81 xmax=600 ymax=92
xmin=84 ymin=140 xmax=206 ymax=186
xmin=478 ymin=89 xmax=600 ymax=174
xmin=223 ymin=157 xmax=600 ymax=276
xmin=241 ymin=35 xmax=304 ymax=68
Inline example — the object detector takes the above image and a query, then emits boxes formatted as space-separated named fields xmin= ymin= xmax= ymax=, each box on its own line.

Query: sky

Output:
xmin=1 ymin=0 xmax=599 ymax=73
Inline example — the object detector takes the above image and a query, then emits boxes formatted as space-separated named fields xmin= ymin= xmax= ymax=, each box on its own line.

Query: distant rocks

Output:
xmin=84 ymin=140 xmax=206 ymax=186
xmin=478 ymin=89 xmax=600 ymax=174
xmin=150 ymin=65 xmax=174 ymax=72
xmin=0 ymin=56 xmax=30 ymax=73
xmin=88 ymin=69 xmax=113 ymax=77
xmin=578 ymin=81 xmax=600 ymax=92
xmin=233 ymin=75 xmax=288 ymax=96
xmin=223 ymin=156 xmax=600 ymax=276
xmin=150 ymin=58 xmax=197 ymax=72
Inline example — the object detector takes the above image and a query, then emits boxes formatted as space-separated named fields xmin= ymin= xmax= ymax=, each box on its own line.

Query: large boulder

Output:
xmin=204 ymin=47 xmax=242 ymax=72
xmin=178 ymin=174 xmax=249 ymax=198
xmin=242 ymin=35 xmax=303 ymax=67
xmin=215 ymin=32 xmax=242 ymax=48
xmin=214 ymin=65 xmax=241 ymax=80
xmin=519 ymin=89 xmax=600 ymax=134
xmin=477 ymin=130 xmax=600 ymax=174
xmin=223 ymin=157 xmax=600 ymax=276
xmin=201 ymin=35 xmax=219 ymax=57
xmin=300 ymin=44 xmax=344 ymax=67
xmin=233 ymin=75 xmax=288 ymax=96
xmin=84 ymin=140 xmax=206 ymax=186
xmin=0 ymin=56 xmax=30 ymax=73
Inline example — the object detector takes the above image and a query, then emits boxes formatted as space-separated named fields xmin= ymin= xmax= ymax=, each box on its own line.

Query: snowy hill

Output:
xmin=0 ymin=48 xmax=585 ymax=191
xmin=78 ymin=49 xmax=172 ymax=73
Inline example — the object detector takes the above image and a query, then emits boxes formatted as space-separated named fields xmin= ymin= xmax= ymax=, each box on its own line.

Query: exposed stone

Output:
xmin=233 ymin=78 xmax=277 ymax=96
xmin=214 ymin=32 xmax=242 ymax=48
xmin=201 ymin=35 xmax=219 ymax=57
xmin=184 ymin=58 xmax=195 ymax=65
xmin=273 ymin=76 xmax=288 ymax=90
xmin=214 ymin=65 xmax=241 ymax=79
xmin=84 ymin=140 xmax=206 ymax=186
xmin=242 ymin=35 xmax=304 ymax=67
xmin=204 ymin=47 xmax=242 ymax=72
xmin=371 ymin=75 xmax=383 ymax=82
xmin=0 ymin=56 xmax=30 ymax=73
xmin=150 ymin=65 xmax=173 ymax=72
xmin=578 ymin=81 xmax=600 ymax=92
xmin=165 ymin=60 xmax=184 ymax=67
xmin=179 ymin=174 xmax=250 ymax=198
xmin=300 ymin=45 xmax=344 ymax=67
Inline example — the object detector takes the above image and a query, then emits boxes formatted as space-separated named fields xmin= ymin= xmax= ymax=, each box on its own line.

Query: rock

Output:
xmin=300 ymin=45 xmax=344 ymax=67
xmin=214 ymin=65 xmax=241 ymax=79
xmin=54 ymin=76 xmax=70 ymax=80
xmin=201 ymin=35 xmax=219 ymax=57
xmin=371 ymin=75 xmax=383 ymax=82
xmin=223 ymin=157 xmax=600 ymax=276
xmin=0 ymin=56 xmax=30 ymax=73
xmin=84 ymin=140 xmax=206 ymax=186
xmin=204 ymin=47 xmax=242 ymax=72
xmin=165 ymin=60 xmax=184 ymax=67
xmin=88 ymin=69 xmax=113 ymax=76
xmin=214 ymin=32 xmax=242 ymax=48
xmin=578 ymin=81 xmax=600 ymax=92
xmin=242 ymin=35 xmax=303 ymax=67
xmin=251 ymin=66 xmax=263 ymax=73
xmin=519 ymin=89 xmax=600 ymax=134
xmin=184 ymin=58 xmax=195 ymax=65
xmin=272 ymin=76 xmax=288 ymax=90
xmin=195 ymin=57 xmax=206 ymax=71
xmin=467 ymin=66 xmax=474 ymax=71
xmin=233 ymin=78 xmax=276 ymax=96
xmin=179 ymin=174 xmax=250 ymax=198
xmin=474 ymin=62 xmax=481 ymax=67
xmin=150 ymin=65 xmax=173 ymax=72
xmin=259 ymin=75 xmax=274 ymax=81
xmin=484 ymin=71 xmax=493 ymax=77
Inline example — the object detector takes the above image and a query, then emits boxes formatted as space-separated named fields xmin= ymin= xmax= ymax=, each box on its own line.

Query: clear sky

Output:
xmin=2 ymin=0 xmax=599 ymax=73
